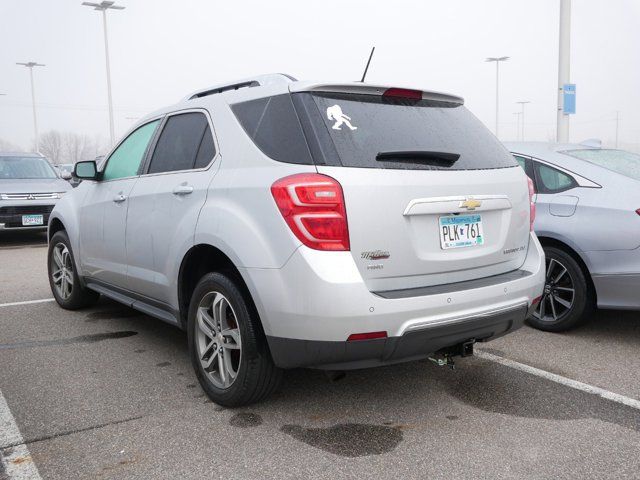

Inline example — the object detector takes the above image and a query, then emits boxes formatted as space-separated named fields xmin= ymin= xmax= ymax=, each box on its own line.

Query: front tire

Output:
xmin=528 ymin=246 xmax=593 ymax=332
xmin=187 ymin=272 xmax=282 ymax=407
xmin=48 ymin=230 xmax=99 ymax=309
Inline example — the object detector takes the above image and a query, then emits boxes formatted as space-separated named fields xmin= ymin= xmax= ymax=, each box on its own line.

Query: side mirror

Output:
xmin=60 ymin=171 xmax=72 ymax=180
xmin=74 ymin=161 xmax=98 ymax=180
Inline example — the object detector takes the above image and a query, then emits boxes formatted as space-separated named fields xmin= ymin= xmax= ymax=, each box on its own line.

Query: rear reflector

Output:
xmin=347 ymin=331 xmax=388 ymax=342
xmin=532 ymin=296 xmax=542 ymax=306
xmin=636 ymin=209 xmax=640 ymax=216
xmin=382 ymin=88 xmax=422 ymax=100
xmin=271 ymin=173 xmax=350 ymax=251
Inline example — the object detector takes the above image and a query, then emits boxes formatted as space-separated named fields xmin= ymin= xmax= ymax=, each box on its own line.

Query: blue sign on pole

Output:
xmin=563 ymin=83 xmax=576 ymax=115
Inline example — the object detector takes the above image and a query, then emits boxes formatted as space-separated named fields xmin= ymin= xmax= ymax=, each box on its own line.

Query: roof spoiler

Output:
xmin=182 ymin=73 xmax=297 ymax=101
xmin=290 ymin=82 xmax=464 ymax=105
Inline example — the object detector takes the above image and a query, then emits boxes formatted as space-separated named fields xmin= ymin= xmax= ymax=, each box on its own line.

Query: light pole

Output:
xmin=516 ymin=101 xmax=530 ymax=141
xmin=557 ymin=0 xmax=571 ymax=142
xmin=513 ymin=112 xmax=522 ymax=141
xmin=486 ymin=56 xmax=509 ymax=139
xmin=16 ymin=62 xmax=45 ymax=152
xmin=82 ymin=1 xmax=125 ymax=146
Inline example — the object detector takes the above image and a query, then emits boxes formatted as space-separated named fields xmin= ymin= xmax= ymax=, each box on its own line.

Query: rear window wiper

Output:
xmin=376 ymin=150 xmax=460 ymax=166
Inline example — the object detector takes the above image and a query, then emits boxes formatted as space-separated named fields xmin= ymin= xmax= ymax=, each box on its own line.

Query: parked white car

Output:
xmin=48 ymin=74 xmax=545 ymax=406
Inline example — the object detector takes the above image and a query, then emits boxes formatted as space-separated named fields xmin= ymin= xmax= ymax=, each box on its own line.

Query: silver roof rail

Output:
xmin=183 ymin=73 xmax=297 ymax=101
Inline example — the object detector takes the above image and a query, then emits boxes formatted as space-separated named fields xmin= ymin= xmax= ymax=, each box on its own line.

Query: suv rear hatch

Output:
xmin=291 ymin=84 xmax=531 ymax=292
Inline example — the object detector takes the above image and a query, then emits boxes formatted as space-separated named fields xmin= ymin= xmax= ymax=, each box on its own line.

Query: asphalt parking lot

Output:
xmin=1 ymin=232 xmax=639 ymax=479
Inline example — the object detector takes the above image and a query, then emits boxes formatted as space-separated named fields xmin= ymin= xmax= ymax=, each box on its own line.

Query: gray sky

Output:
xmin=1 ymin=0 xmax=639 ymax=153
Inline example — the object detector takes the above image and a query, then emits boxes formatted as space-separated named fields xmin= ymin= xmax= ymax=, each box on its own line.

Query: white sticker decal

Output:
xmin=326 ymin=105 xmax=357 ymax=131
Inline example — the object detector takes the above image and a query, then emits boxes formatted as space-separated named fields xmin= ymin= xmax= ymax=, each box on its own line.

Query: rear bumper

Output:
xmin=241 ymin=232 xmax=545 ymax=369
xmin=268 ymin=303 xmax=530 ymax=369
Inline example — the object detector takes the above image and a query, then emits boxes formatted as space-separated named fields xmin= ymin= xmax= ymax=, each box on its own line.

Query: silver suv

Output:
xmin=48 ymin=74 xmax=545 ymax=406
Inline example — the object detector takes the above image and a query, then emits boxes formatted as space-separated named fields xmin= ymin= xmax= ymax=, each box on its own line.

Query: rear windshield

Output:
xmin=231 ymin=91 xmax=516 ymax=170
xmin=563 ymin=149 xmax=640 ymax=181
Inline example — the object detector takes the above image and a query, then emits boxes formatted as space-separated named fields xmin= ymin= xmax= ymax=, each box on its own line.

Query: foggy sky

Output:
xmin=1 ymin=0 xmax=639 ymax=154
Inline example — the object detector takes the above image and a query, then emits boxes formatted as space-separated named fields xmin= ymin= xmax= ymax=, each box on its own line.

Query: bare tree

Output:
xmin=0 ymin=138 xmax=23 ymax=152
xmin=38 ymin=131 xmax=64 ymax=164
xmin=38 ymin=130 xmax=108 ymax=164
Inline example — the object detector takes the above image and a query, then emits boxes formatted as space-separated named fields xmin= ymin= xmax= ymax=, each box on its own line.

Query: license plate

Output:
xmin=439 ymin=214 xmax=484 ymax=249
xmin=22 ymin=214 xmax=44 ymax=226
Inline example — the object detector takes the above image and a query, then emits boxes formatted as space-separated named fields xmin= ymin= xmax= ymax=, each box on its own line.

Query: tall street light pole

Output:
xmin=486 ymin=56 xmax=509 ymax=139
xmin=82 ymin=1 xmax=125 ymax=146
xmin=516 ymin=101 xmax=530 ymax=141
xmin=513 ymin=112 xmax=522 ymax=141
xmin=557 ymin=0 xmax=571 ymax=142
xmin=16 ymin=62 xmax=45 ymax=152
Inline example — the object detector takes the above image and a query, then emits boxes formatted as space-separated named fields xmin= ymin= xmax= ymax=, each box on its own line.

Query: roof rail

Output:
xmin=183 ymin=73 xmax=297 ymax=101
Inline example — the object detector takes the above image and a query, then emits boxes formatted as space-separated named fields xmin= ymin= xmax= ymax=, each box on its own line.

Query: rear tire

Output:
xmin=48 ymin=230 xmax=99 ymax=309
xmin=187 ymin=272 xmax=282 ymax=407
xmin=528 ymin=246 xmax=593 ymax=332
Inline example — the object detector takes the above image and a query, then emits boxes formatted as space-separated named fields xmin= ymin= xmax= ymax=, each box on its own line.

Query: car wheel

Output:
xmin=528 ymin=246 xmax=593 ymax=332
xmin=187 ymin=272 xmax=282 ymax=407
xmin=48 ymin=230 xmax=100 ymax=309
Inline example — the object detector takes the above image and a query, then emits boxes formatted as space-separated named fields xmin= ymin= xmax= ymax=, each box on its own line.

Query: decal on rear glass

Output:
xmin=326 ymin=105 xmax=357 ymax=131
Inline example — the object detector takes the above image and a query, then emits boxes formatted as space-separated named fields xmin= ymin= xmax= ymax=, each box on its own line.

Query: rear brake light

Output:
xmin=527 ymin=176 xmax=536 ymax=231
xmin=382 ymin=88 xmax=422 ymax=100
xmin=347 ymin=331 xmax=387 ymax=341
xmin=636 ymin=209 xmax=640 ymax=216
xmin=271 ymin=173 xmax=350 ymax=251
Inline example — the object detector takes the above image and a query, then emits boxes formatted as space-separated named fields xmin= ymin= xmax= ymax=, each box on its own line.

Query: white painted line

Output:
xmin=476 ymin=350 xmax=640 ymax=411
xmin=0 ymin=299 xmax=54 ymax=309
xmin=0 ymin=388 xmax=42 ymax=479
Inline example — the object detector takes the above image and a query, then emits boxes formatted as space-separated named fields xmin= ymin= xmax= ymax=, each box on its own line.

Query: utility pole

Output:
xmin=516 ymin=101 xmax=530 ymax=141
xmin=486 ymin=56 xmax=509 ymax=139
xmin=82 ymin=1 xmax=125 ymax=146
xmin=16 ymin=62 xmax=45 ymax=152
xmin=557 ymin=0 xmax=571 ymax=142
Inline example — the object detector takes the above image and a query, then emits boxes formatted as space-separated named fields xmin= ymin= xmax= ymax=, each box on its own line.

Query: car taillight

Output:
xmin=382 ymin=88 xmax=423 ymax=100
xmin=636 ymin=209 xmax=640 ymax=216
xmin=271 ymin=173 xmax=350 ymax=251
xmin=527 ymin=176 xmax=536 ymax=231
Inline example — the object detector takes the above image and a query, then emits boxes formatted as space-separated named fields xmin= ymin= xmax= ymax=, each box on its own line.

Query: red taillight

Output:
xmin=636 ymin=209 xmax=640 ymax=216
xmin=347 ymin=331 xmax=388 ymax=342
xmin=531 ymin=296 xmax=542 ymax=306
xmin=271 ymin=173 xmax=350 ymax=251
xmin=527 ymin=176 xmax=536 ymax=231
xmin=382 ymin=88 xmax=423 ymax=100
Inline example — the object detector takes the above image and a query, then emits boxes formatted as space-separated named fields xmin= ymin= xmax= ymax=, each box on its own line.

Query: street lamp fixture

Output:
xmin=485 ymin=56 xmax=510 ymax=139
xmin=82 ymin=1 xmax=125 ymax=146
xmin=16 ymin=62 xmax=46 ymax=153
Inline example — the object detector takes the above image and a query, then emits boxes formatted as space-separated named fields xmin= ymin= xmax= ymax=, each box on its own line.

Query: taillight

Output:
xmin=636 ymin=209 xmax=640 ymax=216
xmin=271 ymin=173 xmax=350 ymax=251
xmin=382 ymin=88 xmax=422 ymax=100
xmin=527 ymin=176 xmax=536 ymax=231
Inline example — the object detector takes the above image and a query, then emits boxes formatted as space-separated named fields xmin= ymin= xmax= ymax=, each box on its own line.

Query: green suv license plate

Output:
xmin=22 ymin=214 xmax=44 ymax=226
xmin=439 ymin=214 xmax=484 ymax=249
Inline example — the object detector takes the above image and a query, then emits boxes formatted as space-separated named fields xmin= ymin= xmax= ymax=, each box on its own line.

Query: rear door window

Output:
xmin=147 ymin=112 xmax=214 ymax=174
xmin=297 ymin=92 xmax=517 ymax=171
xmin=534 ymin=161 xmax=576 ymax=193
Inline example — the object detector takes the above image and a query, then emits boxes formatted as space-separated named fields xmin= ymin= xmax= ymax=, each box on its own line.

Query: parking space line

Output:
xmin=0 ymin=299 xmax=54 ymax=309
xmin=477 ymin=350 xmax=640 ymax=411
xmin=0 ymin=388 xmax=42 ymax=479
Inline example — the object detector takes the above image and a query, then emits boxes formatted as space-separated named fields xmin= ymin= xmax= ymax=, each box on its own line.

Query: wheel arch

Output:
xmin=48 ymin=216 xmax=66 ymax=242
xmin=537 ymin=235 xmax=597 ymax=302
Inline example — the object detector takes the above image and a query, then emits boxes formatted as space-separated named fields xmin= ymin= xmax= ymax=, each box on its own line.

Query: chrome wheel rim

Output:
xmin=51 ymin=243 xmax=74 ymax=300
xmin=196 ymin=291 xmax=242 ymax=389
xmin=533 ymin=257 xmax=575 ymax=323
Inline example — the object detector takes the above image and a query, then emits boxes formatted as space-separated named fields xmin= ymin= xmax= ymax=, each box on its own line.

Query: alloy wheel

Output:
xmin=196 ymin=291 xmax=242 ymax=389
xmin=51 ymin=243 xmax=74 ymax=300
xmin=533 ymin=257 xmax=575 ymax=323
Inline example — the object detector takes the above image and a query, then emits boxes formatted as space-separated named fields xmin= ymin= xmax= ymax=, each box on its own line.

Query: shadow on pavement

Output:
xmin=0 ymin=230 xmax=48 ymax=248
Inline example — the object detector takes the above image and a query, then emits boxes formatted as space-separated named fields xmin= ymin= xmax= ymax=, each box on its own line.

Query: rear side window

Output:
xmin=103 ymin=120 xmax=160 ymax=181
xmin=297 ymin=92 xmax=517 ymax=171
xmin=231 ymin=94 xmax=313 ymax=165
xmin=534 ymin=162 xmax=576 ymax=193
xmin=148 ymin=112 xmax=215 ymax=174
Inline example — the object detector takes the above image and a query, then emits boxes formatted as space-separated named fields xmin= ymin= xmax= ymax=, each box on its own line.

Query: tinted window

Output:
xmin=194 ymin=127 xmax=216 ymax=169
xmin=563 ymin=149 xmax=640 ymax=181
xmin=0 ymin=157 xmax=56 ymax=179
xmin=148 ymin=113 xmax=209 ymax=174
xmin=103 ymin=120 xmax=159 ymax=181
xmin=298 ymin=92 xmax=517 ymax=171
xmin=514 ymin=155 xmax=534 ymax=182
xmin=231 ymin=94 xmax=313 ymax=165
xmin=534 ymin=162 xmax=576 ymax=193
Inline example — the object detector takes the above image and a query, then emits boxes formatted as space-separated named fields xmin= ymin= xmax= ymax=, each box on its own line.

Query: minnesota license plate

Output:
xmin=439 ymin=214 xmax=484 ymax=249
xmin=22 ymin=214 xmax=44 ymax=226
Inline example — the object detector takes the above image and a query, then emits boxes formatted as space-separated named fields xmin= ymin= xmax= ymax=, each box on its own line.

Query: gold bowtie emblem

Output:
xmin=460 ymin=198 xmax=482 ymax=210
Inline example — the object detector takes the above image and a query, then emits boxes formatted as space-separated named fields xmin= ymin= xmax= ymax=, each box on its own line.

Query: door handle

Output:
xmin=172 ymin=185 xmax=194 ymax=195
xmin=113 ymin=194 xmax=126 ymax=203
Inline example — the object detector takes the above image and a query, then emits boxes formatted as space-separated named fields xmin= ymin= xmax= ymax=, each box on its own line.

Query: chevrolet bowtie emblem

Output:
xmin=460 ymin=198 xmax=482 ymax=210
